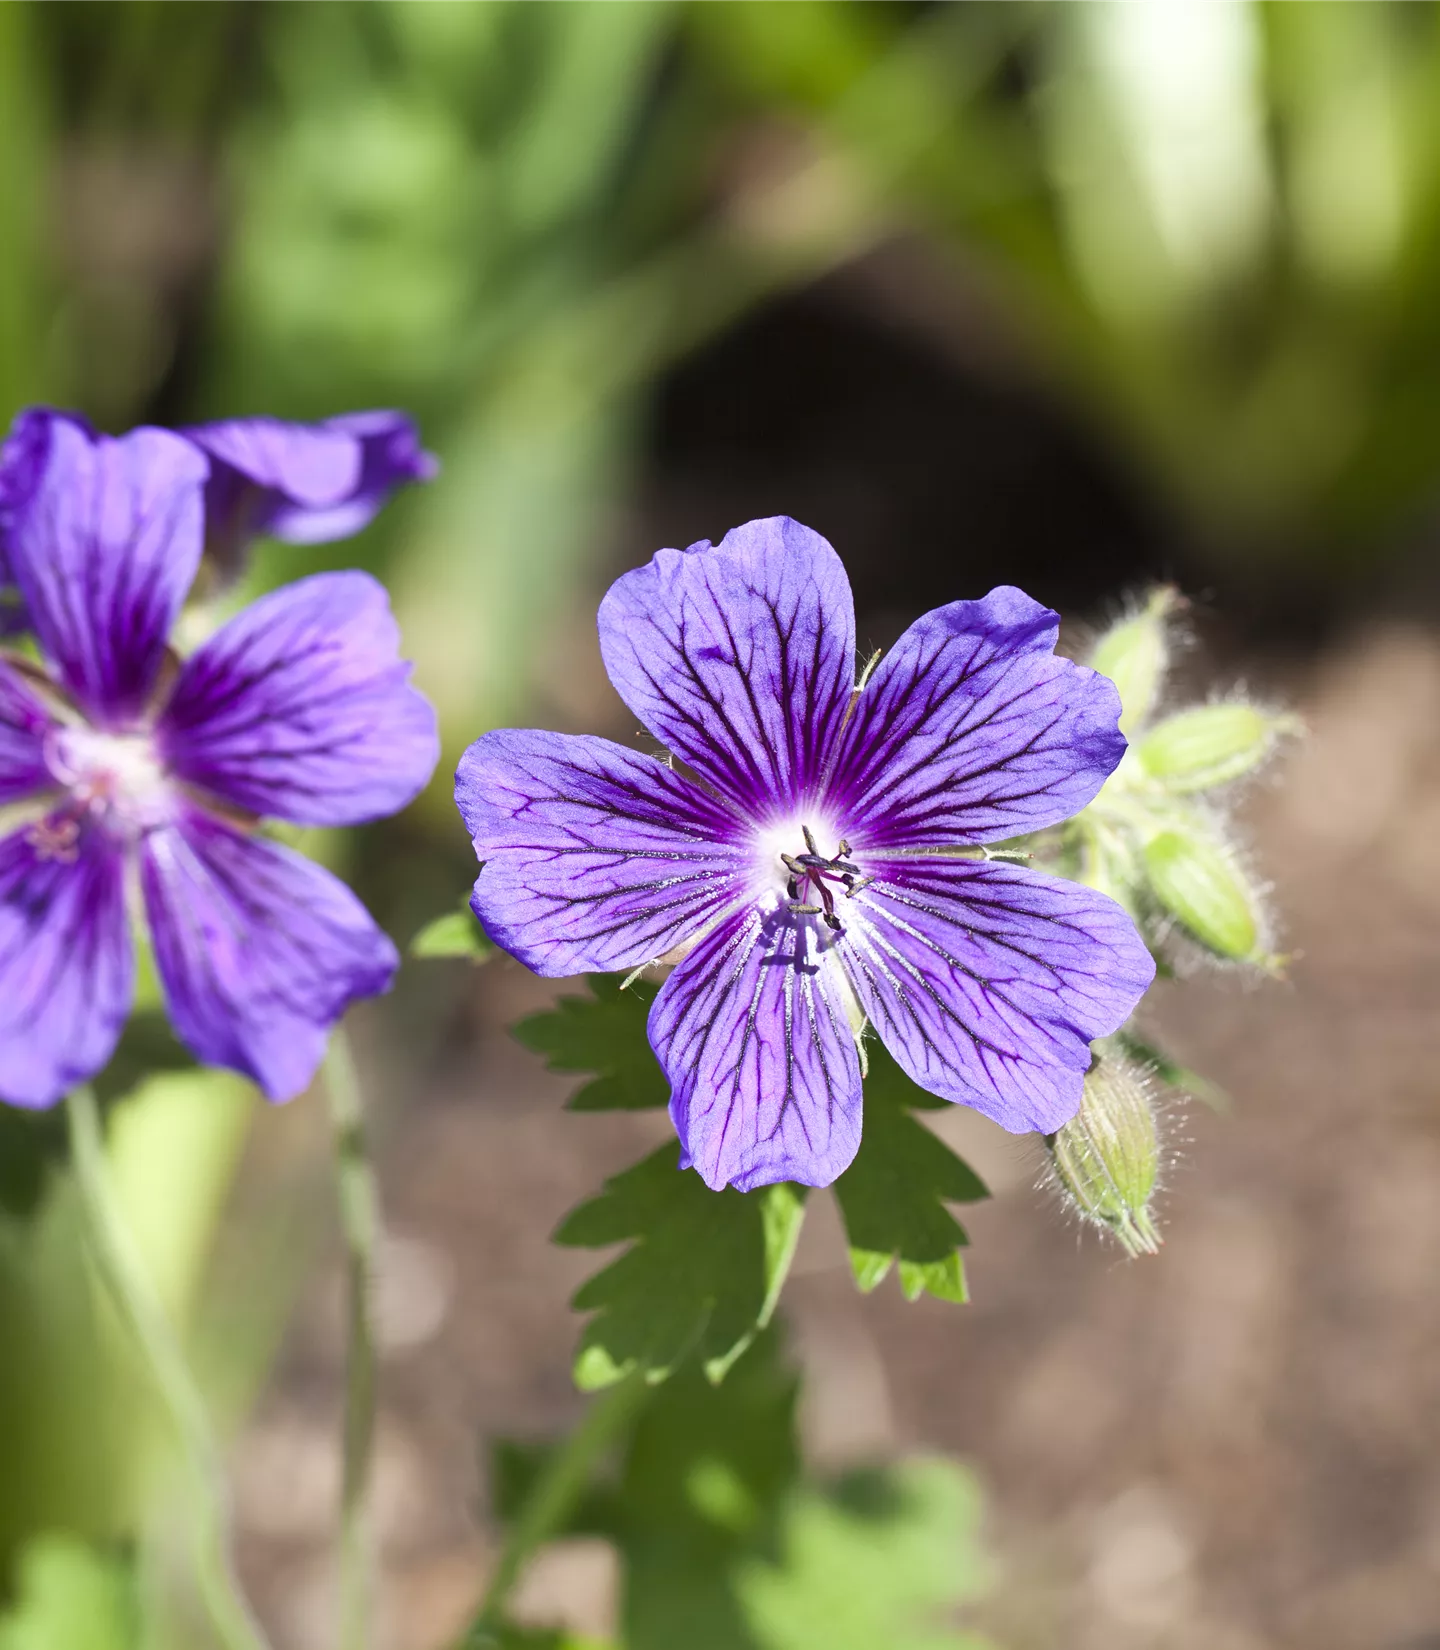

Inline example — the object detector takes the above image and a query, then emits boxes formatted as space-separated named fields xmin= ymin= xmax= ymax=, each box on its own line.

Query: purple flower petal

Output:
xmin=828 ymin=586 xmax=1125 ymax=847
xmin=158 ymin=571 xmax=438 ymax=826
xmin=0 ymin=407 xmax=73 ymax=589
xmin=840 ymin=857 xmax=1155 ymax=1134
xmin=598 ymin=517 xmax=856 ymax=820
xmin=139 ymin=808 xmax=399 ymax=1101
xmin=0 ymin=820 xmax=133 ymax=1109
xmin=0 ymin=663 xmax=57 ymax=803
xmin=186 ymin=411 xmax=437 ymax=569
xmin=8 ymin=415 xmax=206 ymax=725
xmin=649 ymin=904 xmax=863 ymax=1191
xmin=457 ymin=729 xmax=752 ymax=976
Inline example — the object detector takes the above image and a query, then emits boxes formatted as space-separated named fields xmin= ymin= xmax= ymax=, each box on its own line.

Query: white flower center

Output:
xmin=752 ymin=817 xmax=870 ymax=932
xmin=47 ymin=724 xmax=173 ymax=833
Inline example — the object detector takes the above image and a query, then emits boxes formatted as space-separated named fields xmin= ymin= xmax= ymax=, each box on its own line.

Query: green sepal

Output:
xmin=1138 ymin=702 xmax=1295 ymax=793
xmin=1142 ymin=824 xmax=1266 ymax=962
xmin=556 ymin=1146 xmax=806 ymax=1389
xmin=514 ymin=975 xmax=667 ymax=1111
xmin=833 ymin=1044 xmax=986 ymax=1304
xmin=410 ymin=900 xmax=495 ymax=962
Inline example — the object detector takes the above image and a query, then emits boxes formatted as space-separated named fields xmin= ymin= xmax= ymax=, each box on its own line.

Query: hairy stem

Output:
xmin=324 ymin=1025 xmax=380 ymax=1650
xmin=67 ymin=1085 xmax=271 ymax=1650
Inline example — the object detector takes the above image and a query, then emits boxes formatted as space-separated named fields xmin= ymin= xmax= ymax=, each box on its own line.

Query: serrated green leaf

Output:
xmin=737 ymin=1459 xmax=996 ymax=1650
xmin=556 ymin=1147 xmax=806 ymax=1387
xmin=833 ymin=1044 xmax=987 ymax=1303
xmin=514 ymin=975 xmax=666 ymax=1111
xmin=0 ymin=1536 xmax=138 ymax=1650
xmin=410 ymin=905 xmax=495 ymax=961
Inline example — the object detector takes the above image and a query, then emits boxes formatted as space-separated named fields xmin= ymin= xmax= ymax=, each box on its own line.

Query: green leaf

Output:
xmin=556 ymin=1147 xmax=806 ymax=1388
xmin=514 ymin=974 xmax=667 ymax=1111
xmin=472 ymin=1629 xmax=614 ymax=1650
xmin=478 ymin=1331 xmax=997 ymax=1650
xmin=0 ymin=1536 xmax=139 ymax=1650
xmin=410 ymin=903 xmax=494 ymax=961
xmin=833 ymin=1044 xmax=987 ymax=1303
xmin=611 ymin=1333 xmax=801 ymax=1650
xmin=737 ymin=1460 xmax=996 ymax=1650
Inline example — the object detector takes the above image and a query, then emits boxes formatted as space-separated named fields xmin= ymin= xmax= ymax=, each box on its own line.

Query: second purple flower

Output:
xmin=0 ymin=413 xmax=438 ymax=1109
xmin=457 ymin=517 xmax=1155 ymax=1193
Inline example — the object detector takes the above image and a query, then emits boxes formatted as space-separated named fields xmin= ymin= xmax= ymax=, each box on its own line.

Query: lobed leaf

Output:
xmin=832 ymin=1043 xmax=987 ymax=1304
xmin=737 ymin=1459 xmax=997 ymax=1650
xmin=555 ymin=1146 xmax=805 ymax=1388
xmin=514 ymin=974 xmax=666 ymax=1112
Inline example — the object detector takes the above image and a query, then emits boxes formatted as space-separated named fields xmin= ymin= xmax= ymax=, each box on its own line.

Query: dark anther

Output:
xmin=787 ymin=825 xmax=870 ymax=931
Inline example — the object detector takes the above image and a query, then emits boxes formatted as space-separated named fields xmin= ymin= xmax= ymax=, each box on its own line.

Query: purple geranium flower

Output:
xmin=456 ymin=517 xmax=1155 ymax=1193
xmin=0 ymin=415 xmax=438 ymax=1109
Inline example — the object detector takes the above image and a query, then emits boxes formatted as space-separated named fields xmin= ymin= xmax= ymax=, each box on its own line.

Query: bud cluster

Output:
xmin=1064 ymin=587 xmax=1298 ymax=972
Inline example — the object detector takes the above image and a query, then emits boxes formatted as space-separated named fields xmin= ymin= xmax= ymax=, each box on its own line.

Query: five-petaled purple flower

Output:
xmin=457 ymin=517 xmax=1155 ymax=1192
xmin=0 ymin=412 xmax=438 ymax=1109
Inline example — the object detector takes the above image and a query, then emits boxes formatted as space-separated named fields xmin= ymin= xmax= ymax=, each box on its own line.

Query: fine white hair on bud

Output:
xmin=1046 ymin=1048 xmax=1165 ymax=1257
xmin=1087 ymin=584 xmax=1185 ymax=735
xmin=1137 ymin=699 xmax=1303 ymax=794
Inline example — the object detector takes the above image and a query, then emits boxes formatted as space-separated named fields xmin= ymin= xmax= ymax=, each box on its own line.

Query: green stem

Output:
xmin=66 ymin=1085 xmax=271 ymax=1650
xmin=324 ymin=1026 xmax=380 ymax=1650
xmin=466 ymin=1374 xmax=649 ymax=1645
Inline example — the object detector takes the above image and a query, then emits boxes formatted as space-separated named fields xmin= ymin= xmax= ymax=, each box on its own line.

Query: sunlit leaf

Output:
xmin=410 ymin=904 xmax=495 ymax=962
xmin=738 ymin=1460 xmax=996 ymax=1650
xmin=556 ymin=1147 xmax=805 ymax=1388
xmin=0 ymin=1536 xmax=138 ymax=1650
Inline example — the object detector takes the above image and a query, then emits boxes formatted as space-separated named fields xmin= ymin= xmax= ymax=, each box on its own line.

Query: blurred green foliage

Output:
xmin=486 ymin=1330 xmax=995 ymax=1650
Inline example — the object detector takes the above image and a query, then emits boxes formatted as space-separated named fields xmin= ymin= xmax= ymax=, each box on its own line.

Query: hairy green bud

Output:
xmin=1088 ymin=586 xmax=1180 ymax=735
xmin=1142 ymin=823 xmax=1271 ymax=965
xmin=1048 ymin=1052 xmax=1162 ymax=1256
xmin=1138 ymin=702 xmax=1299 ymax=793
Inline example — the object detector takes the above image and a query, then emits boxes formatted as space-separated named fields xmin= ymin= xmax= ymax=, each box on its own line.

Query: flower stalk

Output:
xmin=66 ymin=1084 xmax=271 ymax=1650
xmin=467 ymin=1372 xmax=649 ymax=1645
xmin=324 ymin=1024 xmax=381 ymax=1650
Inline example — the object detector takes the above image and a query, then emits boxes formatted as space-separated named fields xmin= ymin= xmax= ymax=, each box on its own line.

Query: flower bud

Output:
xmin=1138 ymin=702 xmax=1299 ymax=793
xmin=1142 ymin=823 xmax=1272 ymax=966
xmin=1048 ymin=1052 xmax=1162 ymax=1256
xmin=1088 ymin=586 xmax=1181 ymax=735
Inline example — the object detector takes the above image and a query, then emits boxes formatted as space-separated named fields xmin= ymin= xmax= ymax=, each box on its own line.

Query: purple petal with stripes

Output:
xmin=839 ymin=856 xmax=1155 ymax=1133
xmin=457 ymin=729 xmax=752 ymax=977
xmin=827 ymin=586 xmax=1125 ymax=848
xmin=0 ymin=407 xmax=72 ymax=588
xmin=186 ymin=411 xmax=437 ymax=569
xmin=139 ymin=808 xmax=398 ymax=1101
xmin=0 ymin=819 xmax=133 ymax=1109
xmin=649 ymin=903 xmax=863 ymax=1191
xmin=598 ymin=517 xmax=856 ymax=820
xmin=8 ymin=414 xmax=206 ymax=724
xmin=158 ymin=571 xmax=438 ymax=826
xmin=0 ymin=663 xmax=56 ymax=803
